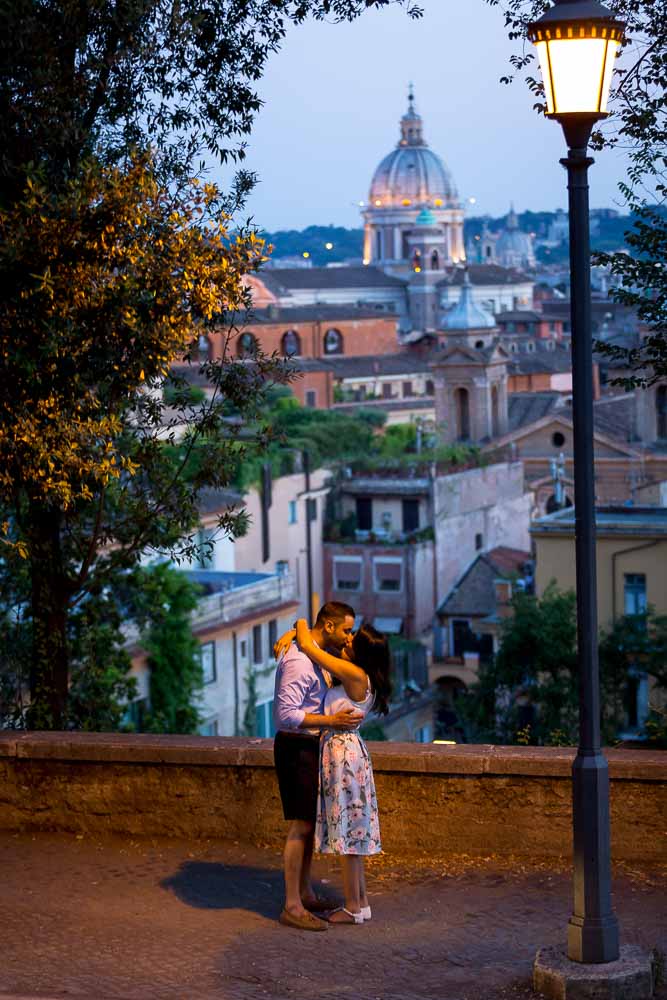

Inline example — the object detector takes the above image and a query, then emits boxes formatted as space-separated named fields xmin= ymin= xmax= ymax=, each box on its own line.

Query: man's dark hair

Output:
xmin=314 ymin=601 xmax=355 ymax=628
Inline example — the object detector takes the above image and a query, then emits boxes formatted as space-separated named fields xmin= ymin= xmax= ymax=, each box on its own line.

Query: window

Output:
xmin=305 ymin=389 xmax=317 ymax=408
xmin=255 ymin=700 xmax=275 ymax=738
xmin=198 ymin=718 xmax=219 ymax=736
xmin=491 ymin=384 xmax=500 ymax=438
xmin=475 ymin=340 xmax=485 ymax=350
xmin=281 ymin=330 xmax=301 ymax=357
xmin=402 ymin=381 xmax=413 ymax=397
xmin=323 ymin=328 xmax=343 ymax=355
xmin=288 ymin=500 xmax=297 ymax=525
xmin=198 ymin=334 xmax=211 ymax=362
xmin=334 ymin=557 xmax=363 ymax=592
xmin=475 ymin=532 xmax=483 ymax=551
xmin=624 ymin=574 xmax=647 ymax=616
xmin=200 ymin=642 xmax=216 ymax=684
xmin=425 ymin=379 xmax=435 ymax=396
xmin=252 ymin=624 xmax=263 ymax=664
xmin=552 ymin=431 xmax=566 ymax=448
xmin=414 ymin=724 xmax=432 ymax=743
xmin=307 ymin=498 xmax=317 ymax=522
xmin=356 ymin=497 xmax=372 ymax=531
xmin=431 ymin=250 xmax=440 ymax=270
xmin=268 ymin=619 xmax=278 ymax=652
xmin=276 ymin=559 xmax=289 ymax=577
xmin=451 ymin=619 xmax=472 ymax=657
xmin=382 ymin=383 xmax=393 ymax=399
xmin=657 ymin=386 xmax=667 ymax=439
xmin=239 ymin=639 xmax=247 ymax=658
xmin=454 ymin=387 xmax=470 ymax=441
xmin=373 ymin=558 xmax=403 ymax=592
xmin=402 ymin=499 xmax=419 ymax=534
xmin=237 ymin=331 xmax=257 ymax=358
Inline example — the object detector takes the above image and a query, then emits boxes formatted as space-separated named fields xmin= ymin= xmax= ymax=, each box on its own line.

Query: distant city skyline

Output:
xmin=216 ymin=1 xmax=630 ymax=232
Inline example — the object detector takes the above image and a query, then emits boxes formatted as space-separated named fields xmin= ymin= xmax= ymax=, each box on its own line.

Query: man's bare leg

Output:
xmin=284 ymin=820 xmax=314 ymax=916
xmin=299 ymin=825 xmax=316 ymax=902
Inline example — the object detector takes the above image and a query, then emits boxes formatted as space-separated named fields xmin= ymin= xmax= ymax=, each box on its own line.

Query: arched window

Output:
xmin=491 ymin=385 xmax=500 ymax=438
xmin=454 ymin=387 xmax=470 ymax=441
xmin=281 ymin=330 xmax=301 ymax=357
xmin=431 ymin=249 xmax=440 ymax=270
xmin=657 ymin=385 xmax=667 ymax=439
xmin=323 ymin=328 xmax=343 ymax=355
xmin=198 ymin=334 xmax=211 ymax=362
xmin=237 ymin=331 xmax=257 ymax=358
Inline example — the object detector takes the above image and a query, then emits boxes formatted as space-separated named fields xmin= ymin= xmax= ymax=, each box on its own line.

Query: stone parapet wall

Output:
xmin=0 ymin=734 xmax=665 ymax=861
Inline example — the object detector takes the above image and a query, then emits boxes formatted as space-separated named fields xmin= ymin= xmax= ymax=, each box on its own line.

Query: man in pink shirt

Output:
xmin=273 ymin=601 xmax=361 ymax=931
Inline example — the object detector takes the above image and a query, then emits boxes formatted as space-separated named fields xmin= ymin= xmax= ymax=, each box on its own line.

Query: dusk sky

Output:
xmin=220 ymin=0 xmax=631 ymax=232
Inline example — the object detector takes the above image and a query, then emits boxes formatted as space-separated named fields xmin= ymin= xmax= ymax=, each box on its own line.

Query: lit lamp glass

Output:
xmin=528 ymin=1 xmax=624 ymax=120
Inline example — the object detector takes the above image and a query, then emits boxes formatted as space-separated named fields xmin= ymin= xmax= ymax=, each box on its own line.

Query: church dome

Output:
xmin=368 ymin=88 xmax=459 ymax=208
xmin=496 ymin=205 xmax=536 ymax=268
xmin=441 ymin=270 xmax=496 ymax=330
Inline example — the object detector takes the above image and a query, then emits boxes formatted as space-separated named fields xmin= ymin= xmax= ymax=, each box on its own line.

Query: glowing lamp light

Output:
xmin=325 ymin=242 xmax=333 ymax=250
xmin=374 ymin=199 xmax=382 ymax=207
xmin=414 ymin=266 xmax=422 ymax=273
xmin=402 ymin=198 xmax=412 ymax=206
xmin=468 ymin=197 xmax=477 ymax=205
xmin=433 ymin=740 xmax=457 ymax=745
xmin=433 ymin=198 xmax=443 ymax=207
xmin=528 ymin=0 xmax=624 ymax=121
xmin=302 ymin=251 xmax=310 ymax=259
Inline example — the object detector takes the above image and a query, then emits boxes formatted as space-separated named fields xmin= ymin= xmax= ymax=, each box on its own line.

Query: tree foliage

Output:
xmin=459 ymin=583 xmax=667 ymax=745
xmin=134 ymin=563 xmax=205 ymax=734
xmin=486 ymin=0 xmax=667 ymax=384
xmin=0 ymin=0 xmax=422 ymax=728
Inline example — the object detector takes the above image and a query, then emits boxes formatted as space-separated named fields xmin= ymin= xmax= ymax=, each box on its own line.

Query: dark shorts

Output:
xmin=273 ymin=730 xmax=320 ymax=823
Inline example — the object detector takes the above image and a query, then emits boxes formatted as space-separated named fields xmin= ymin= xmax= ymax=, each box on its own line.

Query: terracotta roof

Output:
xmin=593 ymin=393 xmax=637 ymax=442
xmin=495 ymin=310 xmax=544 ymax=323
xmin=508 ymin=392 xmax=562 ymax=430
xmin=260 ymin=265 xmax=407 ymax=291
xmin=438 ymin=547 xmax=531 ymax=617
xmin=249 ymin=304 xmax=398 ymax=324
xmin=293 ymin=353 xmax=433 ymax=377
xmin=439 ymin=264 xmax=532 ymax=287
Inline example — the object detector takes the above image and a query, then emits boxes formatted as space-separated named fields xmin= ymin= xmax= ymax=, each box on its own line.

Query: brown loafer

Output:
xmin=279 ymin=907 xmax=328 ymax=931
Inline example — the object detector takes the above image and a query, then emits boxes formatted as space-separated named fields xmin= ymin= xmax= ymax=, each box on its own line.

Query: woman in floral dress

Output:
xmin=294 ymin=619 xmax=392 ymax=925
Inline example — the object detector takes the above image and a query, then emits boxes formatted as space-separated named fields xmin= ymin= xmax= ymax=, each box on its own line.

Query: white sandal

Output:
xmin=328 ymin=907 xmax=364 ymax=925
xmin=360 ymin=905 xmax=372 ymax=921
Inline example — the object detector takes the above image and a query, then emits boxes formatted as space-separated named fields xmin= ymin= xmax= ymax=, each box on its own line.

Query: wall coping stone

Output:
xmin=0 ymin=732 xmax=664 ymax=781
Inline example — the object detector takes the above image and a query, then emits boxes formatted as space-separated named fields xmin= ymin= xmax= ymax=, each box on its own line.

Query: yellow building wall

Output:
xmin=534 ymin=532 xmax=667 ymax=630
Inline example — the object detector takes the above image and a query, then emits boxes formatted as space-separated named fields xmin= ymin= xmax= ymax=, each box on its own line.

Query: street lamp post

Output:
xmin=527 ymin=0 xmax=626 ymax=965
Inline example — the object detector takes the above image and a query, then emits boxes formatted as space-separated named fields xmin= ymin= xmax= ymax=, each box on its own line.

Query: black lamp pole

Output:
xmin=560 ymin=117 xmax=619 ymax=964
xmin=527 ymin=0 xmax=626 ymax=964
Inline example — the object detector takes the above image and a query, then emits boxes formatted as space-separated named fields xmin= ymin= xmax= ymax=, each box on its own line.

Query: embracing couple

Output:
xmin=272 ymin=601 xmax=392 ymax=930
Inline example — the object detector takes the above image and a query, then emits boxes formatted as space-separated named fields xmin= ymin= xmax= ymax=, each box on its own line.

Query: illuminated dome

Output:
xmin=368 ymin=90 xmax=458 ymax=208
xmin=362 ymin=86 xmax=466 ymax=270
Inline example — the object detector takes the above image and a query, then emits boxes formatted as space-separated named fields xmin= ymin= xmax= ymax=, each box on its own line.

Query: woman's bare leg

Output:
xmin=328 ymin=856 xmax=362 ymax=922
xmin=359 ymin=860 xmax=368 ymax=909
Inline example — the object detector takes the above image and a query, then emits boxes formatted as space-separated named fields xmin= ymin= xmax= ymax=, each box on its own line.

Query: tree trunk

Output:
xmin=26 ymin=504 xmax=69 ymax=730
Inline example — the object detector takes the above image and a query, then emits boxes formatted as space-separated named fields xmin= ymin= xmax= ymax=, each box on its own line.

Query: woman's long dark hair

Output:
xmin=351 ymin=624 xmax=392 ymax=716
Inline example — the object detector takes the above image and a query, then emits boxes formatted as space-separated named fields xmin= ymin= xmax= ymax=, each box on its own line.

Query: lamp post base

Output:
xmin=534 ymin=945 xmax=655 ymax=1000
